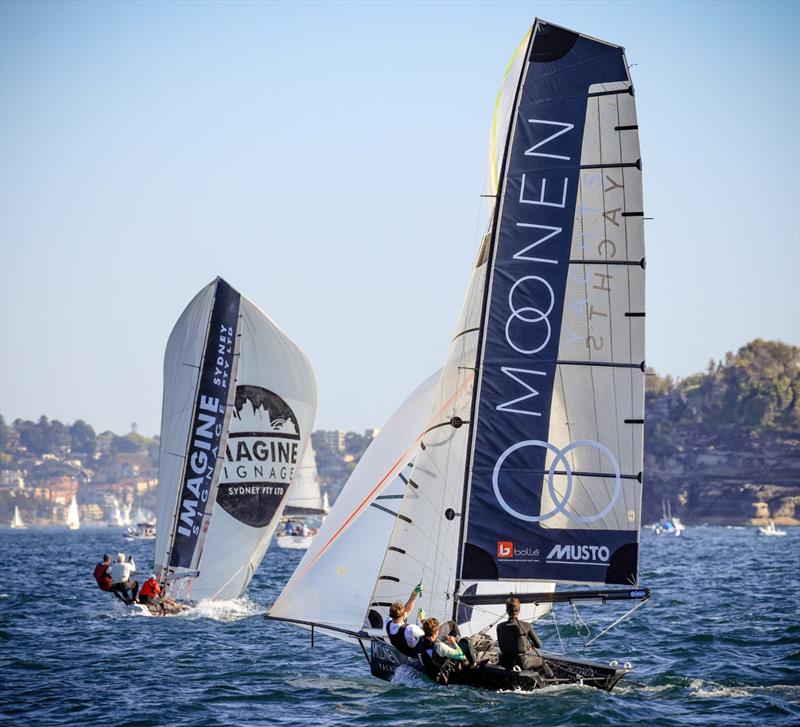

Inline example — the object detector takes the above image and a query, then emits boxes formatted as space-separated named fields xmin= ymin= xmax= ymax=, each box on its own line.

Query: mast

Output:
xmin=451 ymin=26 xmax=537 ymax=618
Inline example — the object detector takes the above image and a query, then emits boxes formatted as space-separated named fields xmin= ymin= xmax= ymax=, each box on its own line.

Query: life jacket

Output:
xmin=93 ymin=563 xmax=112 ymax=591
xmin=416 ymin=636 xmax=444 ymax=668
xmin=385 ymin=620 xmax=418 ymax=657
xmin=140 ymin=579 xmax=160 ymax=599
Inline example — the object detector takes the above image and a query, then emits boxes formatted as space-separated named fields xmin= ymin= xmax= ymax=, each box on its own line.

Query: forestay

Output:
xmin=154 ymin=277 xmax=317 ymax=601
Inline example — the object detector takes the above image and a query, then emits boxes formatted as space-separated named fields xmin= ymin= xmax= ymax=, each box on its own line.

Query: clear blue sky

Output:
xmin=1 ymin=0 xmax=798 ymax=437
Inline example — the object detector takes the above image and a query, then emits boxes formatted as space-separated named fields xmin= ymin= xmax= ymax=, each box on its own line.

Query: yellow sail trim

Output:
xmin=489 ymin=29 xmax=531 ymax=195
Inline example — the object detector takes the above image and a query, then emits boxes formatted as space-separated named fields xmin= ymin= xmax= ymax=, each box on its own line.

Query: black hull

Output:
xmin=367 ymin=638 xmax=628 ymax=693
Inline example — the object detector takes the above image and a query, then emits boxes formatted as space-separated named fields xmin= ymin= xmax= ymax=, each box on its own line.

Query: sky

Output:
xmin=1 ymin=0 xmax=798 ymax=437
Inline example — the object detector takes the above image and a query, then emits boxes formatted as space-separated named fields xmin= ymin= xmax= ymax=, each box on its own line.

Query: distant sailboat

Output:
xmin=11 ymin=506 xmax=26 ymax=529
xmin=66 ymin=496 xmax=80 ymax=530
xmin=277 ymin=445 xmax=328 ymax=550
xmin=758 ymin=520 xmax=786 ymax=537
xmin=654 ymin=500 xmax=684 ymax=536
xmin=154 ymin=277 xmax=317 ymax=603
xmin=111 ymin=499 xmax=126 ymax=527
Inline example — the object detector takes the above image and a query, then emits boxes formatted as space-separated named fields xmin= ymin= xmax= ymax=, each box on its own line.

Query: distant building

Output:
xmin=314 ymin=430 xmax=346 ymax=452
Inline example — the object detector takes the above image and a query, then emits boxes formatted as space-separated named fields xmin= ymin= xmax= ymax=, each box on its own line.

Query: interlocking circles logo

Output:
xmin=492 ymin=439 xmax=622 ymax=524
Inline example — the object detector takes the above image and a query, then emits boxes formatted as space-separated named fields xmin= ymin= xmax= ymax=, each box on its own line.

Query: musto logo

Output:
xmin=497 ymin=541 xmax=513 ymax=558
xmin=493 ymin=439 xmax=622 ymax=524
xmin=216 ymin=385 xmax=300 ymax=528
xmin=546 ymin=544 xmax=610 ymax=565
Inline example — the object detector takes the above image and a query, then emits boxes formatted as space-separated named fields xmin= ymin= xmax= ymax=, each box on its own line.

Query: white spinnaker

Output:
xmin=190 ymin=294 xmax=317 ymax=601
xmin=269 ymin=370 xmax=440 ymax=636
xmin=540 ymin=80 xmax=645 ymax=534
xmin=154 ymin=282 xmax=216 ymax=579
xmin=284 ymin=445 xmax=324 ymax=513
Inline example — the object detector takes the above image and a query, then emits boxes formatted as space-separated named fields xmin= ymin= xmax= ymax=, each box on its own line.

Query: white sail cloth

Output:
xmin=155 ymin=279 xmax=317 ymax=601
xmin=269 ymin=371 xmax=440 ymax=635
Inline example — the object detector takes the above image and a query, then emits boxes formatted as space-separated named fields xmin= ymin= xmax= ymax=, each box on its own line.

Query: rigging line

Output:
xmin=584 ymin=596 xmax=649 ymax=646
xmin=292 ymin=376 xmax=473 ymax=585
xmin=551 ymin=609 xmax=566 ymax=655
xmin=572 ymin=602 xmax=591 ymax=640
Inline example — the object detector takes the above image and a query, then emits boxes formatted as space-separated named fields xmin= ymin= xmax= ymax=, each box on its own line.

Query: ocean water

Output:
xmin=1 ymin=526 xmax=798 ymax=726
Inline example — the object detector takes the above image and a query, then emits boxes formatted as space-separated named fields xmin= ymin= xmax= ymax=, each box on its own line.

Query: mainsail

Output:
xmin=270 ymin=18 xmax=647 ymax=655
xmin=154 ymin=277 xmax=317 ymax=601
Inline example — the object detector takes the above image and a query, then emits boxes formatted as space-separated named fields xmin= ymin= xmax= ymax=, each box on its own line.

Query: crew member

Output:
xmin=93 ymin=554 xmax=113 ymax=591
xmin=418 ymin=617 xmax=469 ymax=670
xmin=109 ymin=553 xmax=139 ymax=605
xmin=138 ymin=574 xmax=162 ymax=607
xmin=385 ymin=583 xmax=425 ymax=657
xmin=496 ymin=596 xmax=544 ymax=670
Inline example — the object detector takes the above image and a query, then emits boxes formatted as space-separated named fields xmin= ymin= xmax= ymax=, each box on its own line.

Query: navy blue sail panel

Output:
xmin=462 ymin=24 xmax=636 ymax=585
xmin=170 ymin=278 xmax=240 ymax=569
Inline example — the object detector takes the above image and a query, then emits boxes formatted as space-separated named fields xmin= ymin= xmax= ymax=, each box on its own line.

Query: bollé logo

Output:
xmin=497 ymin=541 xmax=513 ymax=558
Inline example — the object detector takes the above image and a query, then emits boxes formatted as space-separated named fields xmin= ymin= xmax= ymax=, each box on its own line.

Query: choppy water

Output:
xmin=1 ymin=527 xmax=798 ymax=726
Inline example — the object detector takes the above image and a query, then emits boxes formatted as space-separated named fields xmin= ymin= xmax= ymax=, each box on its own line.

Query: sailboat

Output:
xmin=654 ymin=500 xmax=684 ymax=536
xmin=11 ymin=506 xmax=26 ymax=529
xmin=269 ymin=19 xmax=649 ymax=692
xmin=758 ymin=520 xmax=786 ymax=537
xmin=66 ymin=496 xmax=80 ymax=530
xmin=153 ymin=277 xmax=317 ymax=605
xmin=276 ymin=445 xmax=328 ymax=550
xmin=110 ymin=498 xmax=126 ymax=527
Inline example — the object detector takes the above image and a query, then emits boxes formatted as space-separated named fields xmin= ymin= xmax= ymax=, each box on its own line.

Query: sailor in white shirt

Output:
xmin=384 ymin=583 xmax=425 ymax=657
xmin=109 ymin=552 xmax=139 ymax=605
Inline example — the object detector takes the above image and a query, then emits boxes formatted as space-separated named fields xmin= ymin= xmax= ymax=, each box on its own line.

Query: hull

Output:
xmin=276 ymin=533 xmax=313 ymax=550
xmin=367 ymin=638 xmax=629 ymax=693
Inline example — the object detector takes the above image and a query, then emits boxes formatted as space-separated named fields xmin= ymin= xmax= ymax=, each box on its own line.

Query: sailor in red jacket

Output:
xmin=93 ymin=554 xmax=113 ymax=591
xmin=138 ymin=574 xmax=162 ymax=606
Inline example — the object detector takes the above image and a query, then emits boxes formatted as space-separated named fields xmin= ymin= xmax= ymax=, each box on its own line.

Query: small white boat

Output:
xmin=10 ymin=506 xmax=27 ymax=529
xmin=276 ymin=519 xmax=316 ymax=549
xmin=125 ymin=522 xmax=157 ymax=540
xmin=758 ymin=520 xmax=786 ymax=537
xmin=654 ymin=501 xmax=684 ymax=536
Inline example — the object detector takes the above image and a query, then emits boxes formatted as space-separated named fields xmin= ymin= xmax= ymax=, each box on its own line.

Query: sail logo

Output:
xmin=497 ymin=541 xmax=513 ymax=558
xmin=492 ymin=439 xmax=622 ymax=524
xmin=546 ymin=544 xmax=610 ymax=565
xmin=217 ymin=385 xmax=301 ymax=528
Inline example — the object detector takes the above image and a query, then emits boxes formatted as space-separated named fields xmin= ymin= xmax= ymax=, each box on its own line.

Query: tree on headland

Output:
xmin=647 ymin=339 xmax=800 ymax=431
xmin=69 ymin=420 xmax=96 ymax=457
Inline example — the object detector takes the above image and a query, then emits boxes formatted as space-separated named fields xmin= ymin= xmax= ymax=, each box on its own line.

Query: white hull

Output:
xmin=124 ymin=533 xmax=156 ymax=541
xmin=276 ymin=534 xmax=313 ymax=550
xmin=758 ymin=527 xmax=787 ymax=536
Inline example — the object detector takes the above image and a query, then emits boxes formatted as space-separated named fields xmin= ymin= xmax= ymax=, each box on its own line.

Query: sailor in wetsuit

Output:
xmin=384 ymin=583 xmax=425 ymax=657
xmin=496 ymin=596 xmax=544 ymax=670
